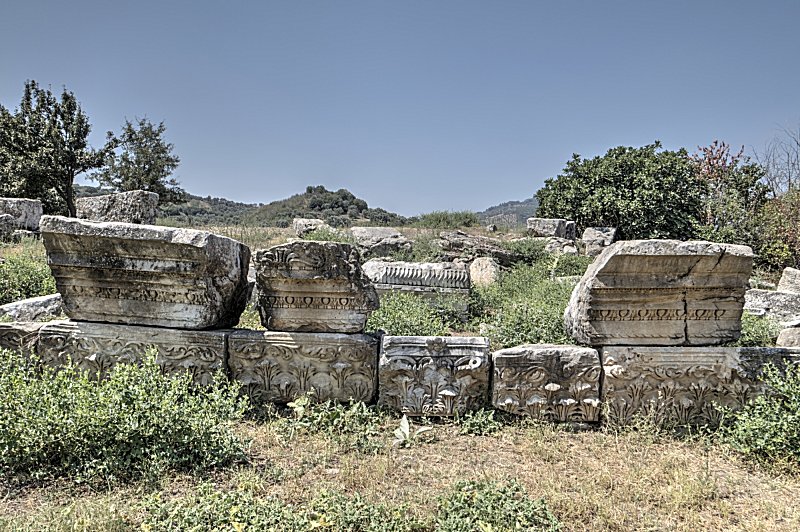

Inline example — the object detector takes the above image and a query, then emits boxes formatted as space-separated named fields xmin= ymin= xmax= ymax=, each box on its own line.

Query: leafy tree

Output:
xmin=92 ymin=117 xmax=184 ymax=203
xmin=535 ymin=142 xmax=703 ymax=240
xmin=0 ymin=80 xmax=112 ymax=216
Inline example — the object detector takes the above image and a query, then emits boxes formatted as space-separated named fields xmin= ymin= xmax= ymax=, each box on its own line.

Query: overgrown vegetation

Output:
xmin=0 ymin=350 xmax=247 ymax=486
xmin=366 ymin=291 xmax=450 ymax=336
xmin=412 ymin=210 xmax=480 ymax=229
xmin=303 ymin=225 xmax=358 ymax=244
xmin=728 ymin=312 xmax=781 ymax=347
xmin=0 ymin=238 xmax=56 ymax=305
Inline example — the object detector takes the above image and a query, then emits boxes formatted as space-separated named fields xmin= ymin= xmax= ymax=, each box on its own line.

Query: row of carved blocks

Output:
xmin=2 ymin=321 xmax=798 ymax=424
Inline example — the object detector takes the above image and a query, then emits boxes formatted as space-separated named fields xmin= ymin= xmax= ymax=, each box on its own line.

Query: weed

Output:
xmin=366 ymin=291 xmax=450 ymax=336
xmin=392 ymin=415 xmax=434 ymax=448
xmin=412 ymin=210 xmax=480 ymax=229
xmin=304 ymin=226 xmax=358 ymax=245
xmin=0 ymin=238 xmax=56 ymax=305
xmin=455 ymin=408 xmax=503 ymax=436
xmin=727 ymin=312 xmax=781 ymax=347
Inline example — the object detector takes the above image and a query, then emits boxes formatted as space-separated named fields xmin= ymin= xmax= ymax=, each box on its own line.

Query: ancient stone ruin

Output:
xmin=75 ymin=190 xmax=159 ymax=224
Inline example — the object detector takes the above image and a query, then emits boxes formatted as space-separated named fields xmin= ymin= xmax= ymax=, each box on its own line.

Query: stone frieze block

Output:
xmin=228 ymin=329 xmax=378 ymax=404
xmin=378 ymin=335 xmax=490 ymax=416
xmin=36 ymin=320 xmax=226 ymax=384
xmin=0 ymin=321 xmax=45 ymax=358
xmin=362 ymin=259 xmax=470 ymax=290
xmin=565 ymin=240 xmax=754 ymax=346
xmin=255 ymin=241 xmax=379 ymax=333
xmin=492 ymin=344 xmax=601 ymax=422
xmin=40 ymin=216 xmax=251 ymax=329
xmin=602 ymin=346 xmax=800 ymax=426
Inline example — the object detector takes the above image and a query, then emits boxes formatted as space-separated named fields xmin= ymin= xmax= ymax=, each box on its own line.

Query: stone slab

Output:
xmin=40 ymin=216 xmax=251 ymax=329
xmin=777 ymin=328 xmax=800 ymax=347
xmin=0 ymin=197 xmax=43 ymax=231
xmin=492 ymin=344 xmax=601 ymax=422
xmin=777 ymin=267 xmax=800 ymax=294
xmin=255 ymin=241 xmax=379 ymax=333
xmin=601 ymin=346 xmax=800 ymax=426
xmin=228 ymin=329 xmax=378 ymax=404
xmin=744 ymin=289 xmax=800 ymax=327
xmin=0 ymin=293 xmax=63 ymax=322
xmin=75 ymin=190 xmax=159 ymax=224
xmin=565 ymin=240 xmax=754 ymax=346
xmin=0 ymin=321 xmax=45 ymax=358
xmin=527 ymin=218 xmax=568 ymax=238
xmin=36 ymin=320 xmax=226 ymax=384
xmin=378 ymin=335 xmax=490 ymax=416
xmin=581 ymin=227 xmax=618 ymax=257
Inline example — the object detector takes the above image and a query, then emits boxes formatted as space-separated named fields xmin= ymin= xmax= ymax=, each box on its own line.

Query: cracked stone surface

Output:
xmin=564 ymin=240 xmax=754 ymax=346
xmin=76 ymin=190 xmax=159 ymax=224
xmin=0 ymin=197 xmax=42 ymax=230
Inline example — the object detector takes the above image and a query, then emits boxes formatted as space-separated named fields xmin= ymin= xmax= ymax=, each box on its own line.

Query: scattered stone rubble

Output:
xmin=349 ymin=226 xmax=412 ymax=258
xmin=75 ymin=190 xmax=159 ymax=224
xmin=581 ymin=227 xmax=617 ymax=257
xmin=2 ymin=215 xmax=796 ymax=426
xmin=292 ymin=218 xmax=330 ymax=237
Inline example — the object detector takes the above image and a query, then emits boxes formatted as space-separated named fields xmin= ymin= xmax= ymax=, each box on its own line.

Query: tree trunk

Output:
xmin=64 ymin=174 xmax=76 ymax=217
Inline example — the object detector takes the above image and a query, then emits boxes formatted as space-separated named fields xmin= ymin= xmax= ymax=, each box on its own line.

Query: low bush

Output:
xmin=304 ymin=226 xmax=358 ymax=245
xmin=435 ymin=480 xmax=561 ymax=531
xmin=551 ymin=254 xmax=593 ymax=277
xmin=722 ymin=363 xmax=800 ymax=468
xmin=412 ymin=210 xmax=480 ymax=229
xmin=728 ymin=312 xmax=781 ymax=347
xmin=366 ymin=291 xmax=450 ymax=336
xmin=0 ymin=239 xmax=56 ymax=305
xmin=0 ymin=349 xmax=248 ymax=486
xmin=500 ymin=238 xmax=550 ymax=265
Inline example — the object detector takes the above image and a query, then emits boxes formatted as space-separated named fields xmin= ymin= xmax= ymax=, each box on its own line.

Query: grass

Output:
xmin=0 ymin=238 xmax=56 ymax=306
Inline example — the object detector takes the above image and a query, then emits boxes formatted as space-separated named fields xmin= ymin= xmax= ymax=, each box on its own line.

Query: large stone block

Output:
xmin=0 ymin=197 xmax=43 ymax=231
xmin=437 ymin=230 xmax=521 ymax=266
xmin=777 ymin=328 xmax=800 ymax=347
xmin=777 ymin=267 xmax=800 ymax=294
xmin=36 ymin=320 xmax=226 ymax=384
xmin=75 ymin=190 xmax=159 ymax=224
xmin=349 ymin=227 xmax=412 ymax=258
xmin=581 ymin=227 xmax=617 ymax=257
xmin=527 ymin=218 xmax=570 ymax=238
xmin=744 ymin=289 xmax=800 ymax=327
xmin=40 ymin=216 xmax=251 ymax=329
xmin=602 ymin=346 xmax=800 ymax=426
xmin=378 ymin=336 xmax=490 ymax=416
xmin=492 ymin=344 xmax=601 ymax=422
xmin=292 ymin=218 xmax=329 ymax=237
xmin=0 ymin=321 xmax=45 ymax=358
xmin=0 ymin=293 xmax=63 ymax=322
xmin=228 ymin=329 xmax=377 ymax=404
xmin=469 ymin=257 xmax=500 ymax=288
xmin=565 ymin=240 xmax=754 ymax=346
xmin=255 ymin=241 xmax=379 ymax=333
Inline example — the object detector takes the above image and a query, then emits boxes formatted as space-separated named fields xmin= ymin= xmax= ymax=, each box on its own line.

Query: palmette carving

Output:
xmin=0 ymin=322 xmax=45 ymax=358
xmin=602 ymin=346 xmax=800 ymax=426
xmin=378 ymin=336 xmax=490 ymax=416
xmin=36 ymin=321 xmax=225 ymax=385
xmin=228 ymin=330 xmax=378 ymax=404
xmin=492 ymin=345 xmax=601 ymax=422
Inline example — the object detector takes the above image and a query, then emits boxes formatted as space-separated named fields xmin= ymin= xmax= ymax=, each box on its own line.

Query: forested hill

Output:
xmin=478 ymin=196 xmax=539 ymax=226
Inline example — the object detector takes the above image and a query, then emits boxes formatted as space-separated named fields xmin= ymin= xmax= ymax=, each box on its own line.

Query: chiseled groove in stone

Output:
xmin=600 ymin=346 xmax=800 ymax=427
xmin=378 ymin=335 xmax=490 ymax=417
xmin=36 ymin=320 xmax=227 ymax=385
xmin=362 ymin=260 xmax=470 ymax=290
xmin=492 ymin=344 xmax=601 ymax=423
xmin=228 ymin=329 xmax=378 ymax=404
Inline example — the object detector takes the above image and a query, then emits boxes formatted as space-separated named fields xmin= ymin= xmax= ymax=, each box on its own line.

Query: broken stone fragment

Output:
xmin=254 ymin=240 xmax=379 ymax=333
xmin=75 ymin=190 xmax=159 ymax=224
xmin=744 ymin=289 xmax=800 ymax=327
xmin=40 ymin=216 xmax=251 ymax=329
xmin=292 ymin=218 xmax=330 ymax=237
xmin=526 ymin=218 xmax=573 ymax=238
xmin=0 ymin=197 xmax=43 ymax=231
xmin=0 ymin=293 xmax=63 ymax=322
xmin=777 ymin=267 xmax=800 ymax=294
xmin=564 ymin=240 xmax=754 ymax=346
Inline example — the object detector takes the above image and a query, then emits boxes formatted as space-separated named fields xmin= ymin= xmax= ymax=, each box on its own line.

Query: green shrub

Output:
xmin=455 ymin=408 xmax=503 ymax=436
xmin=141 ymin=484 xmax=424 ymax=532
xmin=728 ymin=312 xmax=781 ymax=347
xmin=412 ymin=210 xmax=480 ymax=229
xmin=0 ymin=349 xmax=248 ymax=485
xmin=722 ymin=363 xmax=800 ymax=468
xmin=366 ymin=291 xmax=449 ymax=336
xmin=551 ymin=254 xmax=593 ymax=277
xmin=500 ymin=238 xmax=549 ymax=265
xmin=304 ymin=226 xmax=358 ymax=245
xmin=435 ymin=480 xmax=561 ymax=531
xmin=0 ymin=239 xmax=56 ymax=305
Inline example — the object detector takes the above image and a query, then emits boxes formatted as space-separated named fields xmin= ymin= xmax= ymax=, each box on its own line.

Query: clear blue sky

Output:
xmin=2 ymin=1 xmax=798 ymax=216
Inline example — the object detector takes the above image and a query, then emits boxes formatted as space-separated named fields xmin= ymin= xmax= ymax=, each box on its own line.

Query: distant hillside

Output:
xmin=244 ymin=185 xmax=407 ymax=227
xmin=159 ymin=194 xmax=258 ymax=226
xmin=479 ymin=197 xmax=539 ymax=228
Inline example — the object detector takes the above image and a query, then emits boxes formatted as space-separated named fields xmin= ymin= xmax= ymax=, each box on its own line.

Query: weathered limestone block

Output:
xmin=228 ymin=329 xmax=377 ymax=404
xmin=469 ymin=257 xmax=500 ymax=288
xmin=777 ymin=267 xmax=800 ymax=294
xmin=777 ymin=328 xmax=800 ymax=347
xmin=564 ymin=221 xmax=577 ymax=241
xmin=492 ymin=344 xmax=601 ymax=422
xmin=255 ymin=241 xmax=379 ymax=333
xmin=437 ymin=230 xmax=521 ymax=266
xmin=292 ymin=218 xmax=329 ymax=237
xmin=0 ymin=197 xmax=43 ymax=230
xmin=602 ymin=346 xmax=800 ymax=426
xmin=0 ymin=321 xmax=45 ymax=357
xmin=565 ymin=240 xmax=754 ymax=346
xmin=40 ymin=216 xmax=251 ymax=329
xmin=744 ymin=289 xmax=800 ymax=327
xmin=75 ymin=190 xmax=159 ymax=224
xmin=378 ymin=336 xmax=490 ymax=416
xmin=349 ymin=227 xmax=412 ymax=258
xmin=0 ymin=293 xmax=63 ymax=322
xmin=527 ymin=218 xmax=570 ymax=238
xmin=36 ymin=320 xmax=226 ymax=384
xmin=362 ymin=259 xmax=471 ymax=318
xmin=581 ymin=227 xmax=617 ymax=257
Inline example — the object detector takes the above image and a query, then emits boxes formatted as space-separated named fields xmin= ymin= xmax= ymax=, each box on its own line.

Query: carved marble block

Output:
xmin=228 ymin=329 xmax=378 ymax=404
xmin=565 ymin=240 xmax=754 ymax=346
xmin=378 ymin=336 xmax=490 ymax=416
xmin=0 ymin=321 xmax=45 ymax=358
xmin=602 ymin=346 xmax=800 ymax=426
xmin=36 ymin=320 xmax=226 ymax=384
xmin=255 ymin=241 xmax=379 ymax=333
xmin=40 ymin=216 xmax=251 ymax=329
xmin=362 ymin=259 xmax=471 ymax=317
xmin=492 ymin=344 xmax=601 ymax=422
